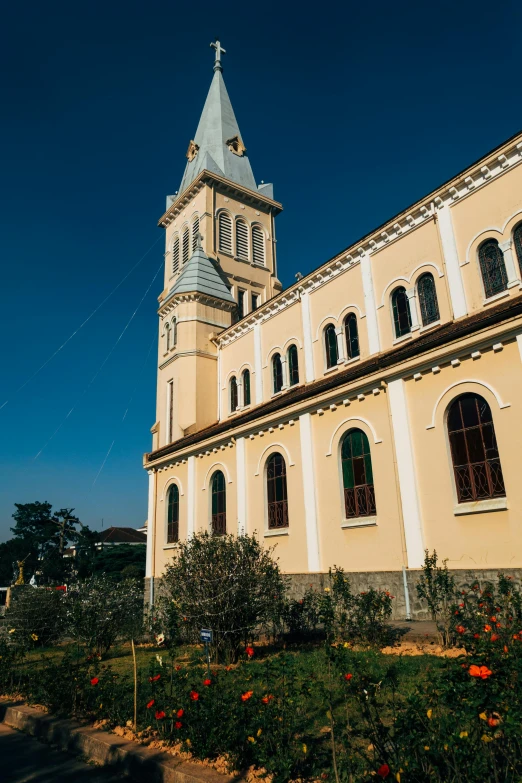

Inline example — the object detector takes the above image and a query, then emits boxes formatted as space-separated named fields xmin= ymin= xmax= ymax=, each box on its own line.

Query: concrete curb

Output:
xmin=0 ymin=702 xmax=238 ymax=783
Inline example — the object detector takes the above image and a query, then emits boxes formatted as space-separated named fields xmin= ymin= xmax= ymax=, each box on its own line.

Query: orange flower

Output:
xmin=261 ymin=694 xmax=274 ymax=704
xmin=490 ymin=634 xmax=500 ymax=642
xmin=490 ymin=617 xmax=497 ymax=623
xmin=487 ymin=716 xmax=500 ymax=727
xmin=241 ymin=690 xmax=254 ymax=702
xmin=175 ymin=665 xmax=181 ymax=671
xmin=177 ymin=708 xmax=184 ymax=718
xmin=190 ymin=691 xmax=199 ymax=701
xmin=155 ymin=710 xmax=166 ymax=720
xmin=484 ymin=625 xmax=492 ymax=633
xmin=203 ymin=679 xmax=212 ymax=686
xmin=469 ymin=664 xmax=492 ymax=679
xmin=456 ymin=625 xmax=465 ymax=635
xmin=146 ymin=699 xmax=155 ymax=709
xmin=344 ymin=673 xmax=353 ymax=681
xmin=504 ymin=645 xmax=509 ymax=653
xmin=90 ymin=677 xmax=99 ymax=686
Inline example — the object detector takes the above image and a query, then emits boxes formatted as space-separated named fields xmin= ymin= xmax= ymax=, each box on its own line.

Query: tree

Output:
xmin=92 ymin=544 xmax=146 ymax=580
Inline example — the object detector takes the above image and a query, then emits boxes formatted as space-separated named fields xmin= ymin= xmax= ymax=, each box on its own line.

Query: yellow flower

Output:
xmin=324 ymin=587 xmax=330 ymax=592
xmin=459 ymin=731 xmax=468 ymax=739
xmin=343 ymin=642 xmax=350 ymax=648
xmin=8 ymin=628 xmax=16 ymax=634
xmin=444 ymin=745 xmax=448 ymax=751
xmin=185 ymin=739 xmax=191 ymax=746
xmin=257 ymin=728 xmax=262 ymax=737
xmin=481 ymin=734 xmax=493 ymax=743
xmin=247 ymin=736 xmax=256 ymax=744
xmin=396 ymin=775 xmax=401 ymax=783
xmin=31 ymin=633 xmax=38 ymax=641
xmin=426 ymin=709 xmax=432 ymax=719
xmin=99 ymin=704 xmax=103 ymax=709
xmin=479 ymin=712 xmax=487 ymax=721
xmin=424 ymin=745 xmax=430 ymax=751
xmin=302 ymin=744 xmax=307 ymax=754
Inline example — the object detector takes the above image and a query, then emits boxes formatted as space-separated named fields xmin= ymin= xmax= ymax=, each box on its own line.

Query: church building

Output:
xmin=144 ymin=41 xmax=522 ymax=611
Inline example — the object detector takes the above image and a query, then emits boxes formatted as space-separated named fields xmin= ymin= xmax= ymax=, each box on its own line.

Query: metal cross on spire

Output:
xmin=210 ymin=39 xmax=226 ymax=72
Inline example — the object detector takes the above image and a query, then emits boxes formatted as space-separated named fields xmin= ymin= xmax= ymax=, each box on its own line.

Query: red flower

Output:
xmin=377 ymin=764 xmax=390 ymax=778
xmin=459 ymin=603 xmax=464 ymax=608
xmin=504 ymin=645 xmax=509 ymax=653
xmin=90 ymin=677 xmax=99 ymax=686
xmin=175 ymin=721 xmax=183 ymax=729
xmin=490 ymin=617 xmax=497 ymax=623
xmin=149 ymin=674 xmax=161 ymax=682
xmin=469 ymin=664 xmax=492 ymax=679
xmin=261 ymin=694 xmax=273 ymax=704
xmin=344 ymin=673 xmax=353 ymax=681
xmin=474 ymin=633 xmax=480 ymax=639
xmin=190 ymin=691 xmax=199 ymax=701
xmin=246 ymin=646 xmax=255 ymax=658
xmin=176 ymin=708 xmax=184 ymax=718
xmin=484 ymin=625 xmax=492 ymax=632
xmin=203 ymin=679 xmax=212 ymax=686
xmin=490 ymin=634 xmax=500 ymax=642
xmin=175 ymin=665 xmax=181 ymax=672
xmin=456 ymin=625 xmax=465 ymax=635
xmin=155 ymin=710 xmax=166 ymax=720
xmin=146 ymin=700 xmax=155 ymax=709
xmin=241 ymin=690 xmax=254 ymax=702
xmin=487 ymin=716 xmax=500 ymax=727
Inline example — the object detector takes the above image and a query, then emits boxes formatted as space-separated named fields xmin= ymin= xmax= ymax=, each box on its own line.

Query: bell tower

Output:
xmin=152 ymin=42 xmax=283 ymax=449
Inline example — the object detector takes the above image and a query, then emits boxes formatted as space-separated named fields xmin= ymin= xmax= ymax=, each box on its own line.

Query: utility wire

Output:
xmin=33 ymin=259 xmax=163 ymax=461
xmin=1 ymin=233 xmax=163 ymax=412
xmin=91 ymin=332 xmax=156 ymax=487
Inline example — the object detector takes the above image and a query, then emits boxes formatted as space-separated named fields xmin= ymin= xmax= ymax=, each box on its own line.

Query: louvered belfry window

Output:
xmin=172 ymin=235 xmax=180 ymax=274
xmin=392 ymin=287 xmax=412 ymax=338
xmin=252 ymin=225 xmax=265 ymax=265
xmin=341 ymin=429 xmax=376 ymax=519
xmin=267 ymin=453 xmax=289 ymax=529
xmin=192 ymin=216 xmax=200 ymax=251
xmin=167 ymin=484 xmax=179 ymax=544
xmin=182 ymin=227 xmax=190 ymax=264
xmin=219 ymin=213 xmax=233 ymax=254
xmin=211 ymin=471 xmax=226 ymax=535
xmin=479 ymin=240 xmax=508 ymax=299
xmin=417 ymin=273 xmax=440 ymax=326
xmin=344 ymin=313 xmax=360 ymax=359
xmin=513 ymin=224 xmax=522 ymax=276
xmin=236 ymin=219 xmax=249 ymax=260
xmin=447 ymin=393 xmax=506 ymax=503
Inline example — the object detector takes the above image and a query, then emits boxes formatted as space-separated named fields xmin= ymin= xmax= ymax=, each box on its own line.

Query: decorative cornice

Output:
xmin=158 ymin=291 xmax=236 ymax=317
xmin=158 ymin=170 xmax=283 ymax=228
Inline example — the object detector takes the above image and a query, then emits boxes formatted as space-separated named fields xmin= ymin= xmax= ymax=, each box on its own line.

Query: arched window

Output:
xmin=164 ymin=322 xmax=171 ymax=352
xmin=166 ymin=484 xmax=179 ymax=544
xmin=172 ymin=234 xmax=180 ymax=274
xmin=447 ymin=393 xmax=506 ymax=503
xmin=236 ymin=219 xmax=249 ymax=260
xmin=191 ymin=216 xmax=200 ymax=251
xmin=211 ymin=471 xmax=226 ymax=535
xmin=392 ymin=286 xmax=411 ymax=338
xmin=417 ymin=273 xmax=440 ymax=326
xmin=266 ymin=453 xmax=289 ymax=529
xmin=479 ymin=240 xmax=508 ymax=299
xmin=344 ymin=313 xmax=360 ymax=360
xmin=324 ymin=324 xmax=338 ymax=368
xmin=513 ymin=224 xmax=522 ymax=276
xmin=272 ymin=353 xmax=283 ymax=393
xmin=287 ymin=345 xmax=299 ymax=386
xmin=242 ymin=369 xmax=251 ymax=406
xmin=219 ymin=213 xmax=233 ymax=254
xmin=182 ymin=226 xmax=190 ymax=264
xmin=171 ymin=317 xmax=177 ymax=347
xmin=341 ymin=429 xmax=376 ymax=519
xmin=230 ymin=376 xmax=238 ymax=412
xmin=252 ymin=225 xmax=265 ymax=265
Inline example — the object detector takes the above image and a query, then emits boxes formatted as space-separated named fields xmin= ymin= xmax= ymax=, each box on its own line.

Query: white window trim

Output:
xmin=264 ymin=529 xmax=289 ymax=537
xmin=342 ymin=516 xmax=377 ymax=529
xmin=454 ymin=497 xmax=507 ymax=516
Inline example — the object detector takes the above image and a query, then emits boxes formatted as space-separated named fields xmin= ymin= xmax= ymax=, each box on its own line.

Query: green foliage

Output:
xmin=64 ymin=575 xmax=145 ymax=656
xmin=91 ymin=544 xmax=146 ymax=580
xmin=4 ymin=586 xmax=66 ymax=649
xmin=416 ymin=549 xmax=458 ymax=646
xmin=159 ymin=532 xmax=287 ymax=662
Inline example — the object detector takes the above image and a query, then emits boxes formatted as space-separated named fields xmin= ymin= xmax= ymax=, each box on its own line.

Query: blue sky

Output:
xmin=0 ymin=0 xmax=520 ymax=540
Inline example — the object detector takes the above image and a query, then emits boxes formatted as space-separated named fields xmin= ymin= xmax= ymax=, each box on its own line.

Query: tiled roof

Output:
xmin=97 ymin=527 xmax=147 ymax=544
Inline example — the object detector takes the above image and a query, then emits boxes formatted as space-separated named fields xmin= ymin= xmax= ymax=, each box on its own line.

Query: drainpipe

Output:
xmin=402 ymin=566 xmax=412 ymax=621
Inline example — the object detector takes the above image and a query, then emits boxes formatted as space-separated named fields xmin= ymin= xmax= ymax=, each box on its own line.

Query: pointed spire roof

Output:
xmin=178 ymin=41 xmax=257 ymax=194
xmin=167 ymin=235 xmax=235 ymax=305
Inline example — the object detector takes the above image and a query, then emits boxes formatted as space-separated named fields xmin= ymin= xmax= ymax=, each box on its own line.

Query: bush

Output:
xmin=4 ymin=586 xmax=66 ymax=649
xmin=64 ymin=574 xmax=144 ymax=656
xmin=159 ymin=533 xmax=287 ymax=662
xmin=416 ymin=549 xmax=457 ymax=647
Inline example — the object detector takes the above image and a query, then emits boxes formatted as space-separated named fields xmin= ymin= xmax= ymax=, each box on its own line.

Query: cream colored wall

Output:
xmin=311 ymin=392 xmax=406 ymax=572
xmin=261 ymin=302 xmax=304 ymax=396
xmin=153 ymin=463 xmax=189 ymax=575
xmin=406 ymin=338 xmax=522 ymax=568
xmin=451 ymin=165 xmax=522 ymax=311
xmin=218 ymin=329 xmax=256 ymax=416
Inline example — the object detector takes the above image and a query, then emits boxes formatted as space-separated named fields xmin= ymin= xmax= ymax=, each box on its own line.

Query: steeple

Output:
xmin=178 ymin=40 xmax=257 ymax=195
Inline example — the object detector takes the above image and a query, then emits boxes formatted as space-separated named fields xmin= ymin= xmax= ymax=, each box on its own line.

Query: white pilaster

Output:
xmin=145 ymin=471 xmax=156 ymax=579
xmin=254 ymin=323 xmax=263 ymax=403
xmin=165 ymin=381 xmax=173 ymax=444
xmin=299 ymin=413 xmax=321 ymax=572
xmin=300 ymin=288 xmax=315 ymax=382
xmin=335 ymin=326 xmax=345 ymax=363
xmin=280 ymin=355 xmax=289 ymax=389
xmin=406 ymin=288 xmax=420 ymax=330
xmin=236 ymin=436 xmax=247 ymax=535
xmin=387 ymin=378 xmax=425 ymax=568
xmin=436 ymin=205 xmax=468 ymax=319
xmin=217 ymin=349 xmax=222 ymax=420
xmin=187 ymin=455 xmax=196 ymax=537
xmin=499 ymin=240 xmax=520 ymax=285
xmin=360 ymin=252 xmax=381 ymax=354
